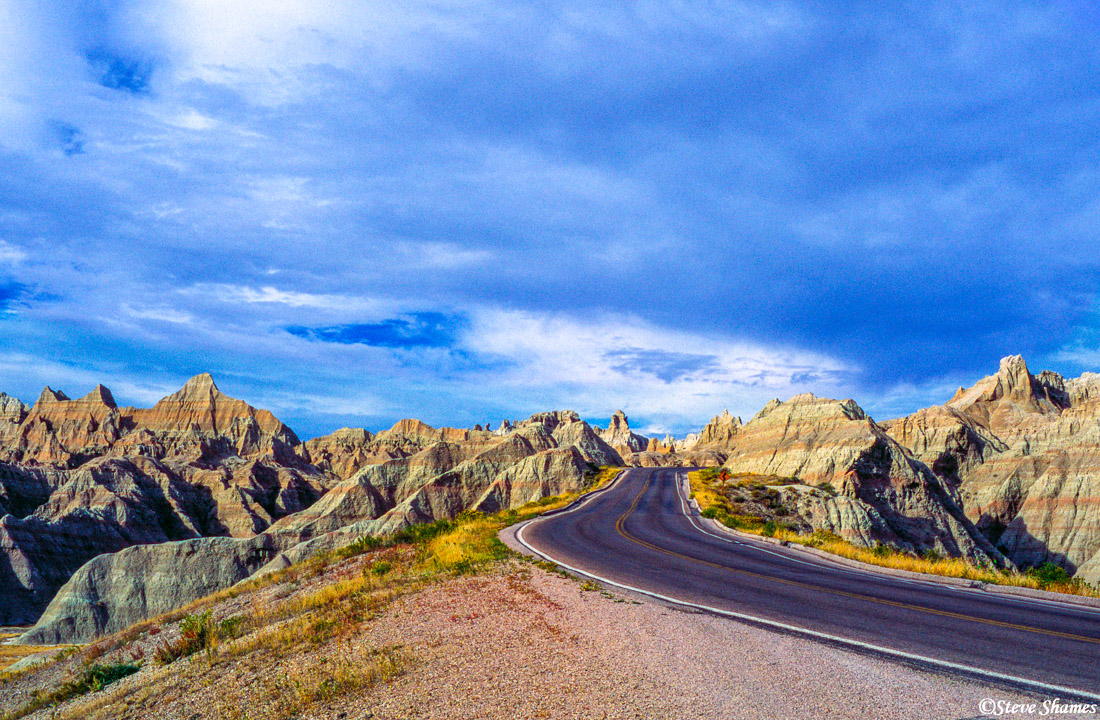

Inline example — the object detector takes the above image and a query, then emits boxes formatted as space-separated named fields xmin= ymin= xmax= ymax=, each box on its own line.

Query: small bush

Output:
xmin=368 ymin=560 xmax=394 ymax=576
xmin=6 ymin=662 xmax=142 ymax=719
xmin=217 ymin=615 xmax=247 ymax=641
xmin=1027 ymin=562 xmax=1072 ymax=587
xmin=761 ymin=521 xmax=777 ymax=537
xmin=153 ymin=611 xmax=216 ymax=665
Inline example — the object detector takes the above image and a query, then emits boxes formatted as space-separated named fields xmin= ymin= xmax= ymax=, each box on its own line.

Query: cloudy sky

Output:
xmin=2 ymin=1 xmax=1099 ymax=439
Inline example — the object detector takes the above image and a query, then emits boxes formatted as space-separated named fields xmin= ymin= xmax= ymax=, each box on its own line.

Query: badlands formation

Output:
xmin=2 ymin=354 xmax=1098 ymax=645
xmin=0 ymin=376 xmax=621 ymax=642
xmin=622 ymin=355 xmax=1100 ymax=583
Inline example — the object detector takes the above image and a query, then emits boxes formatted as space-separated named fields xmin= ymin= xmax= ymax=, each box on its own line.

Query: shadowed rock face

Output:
xmin=0 ymin=375 xmax=332 ymax=625
xmin=10 ymin=396 xmax=622 ymax=642
xmin=18 ymin=535 xmax=281 ymax=644
xmin=717 ymin=394 xmax=1003 ymax=563
xmin=884 ymin=356 xmax=1100 ymax=583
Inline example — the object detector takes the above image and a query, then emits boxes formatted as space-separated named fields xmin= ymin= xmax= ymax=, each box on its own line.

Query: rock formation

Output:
xmin=4 ymin=378 xmax=624 ymax=642
xmin=697 ymin=410 xmax=743 ymax=447
xmin=884 ymin=356 xmax=1100 ymax=583
xmin=717 ymin=394 xmax=1002 ymax=563
xmin=20 ymin=534 xmax=280 ymax=644
xmin=0 ymin=375 xmax=331 ymax=625
xmin=597 ymin=411 xmax=649 ymax=454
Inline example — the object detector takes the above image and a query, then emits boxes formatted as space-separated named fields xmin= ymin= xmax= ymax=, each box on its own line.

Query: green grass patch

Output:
xmin=1 ymin=662 xmax=141 ymax=720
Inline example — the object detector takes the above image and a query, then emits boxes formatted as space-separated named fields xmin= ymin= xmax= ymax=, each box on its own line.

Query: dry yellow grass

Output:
xmin=688 ymin=470 xmax=1100 ymax=599
xmin=2 ymin=466 xmax=628 ymax=720
xmin=0 ymin=629 xmax=73 ymax=676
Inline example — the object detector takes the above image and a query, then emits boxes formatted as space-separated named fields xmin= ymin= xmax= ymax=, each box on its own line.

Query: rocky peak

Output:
xmin=170 ymin=373 xmax=223 ymax=402
xmin=947 ymin=356 xmax=1066 ymax=428
xmin=697 ymin=409 xmax=743 ymax=447
xmin=596 ymin=409 xmax=648 ymax=453
xmin=35 ymin=387 xmax=70 ymax=406
xmin=751 ymin=398 xmax=783 ymax=422
xmin=521 ymin=411 xmax=582 ymax=433
xmin=0 ymin=393 xmax=28 ymax=421
xmin=77 ymin=385 xmax=117 ymax=409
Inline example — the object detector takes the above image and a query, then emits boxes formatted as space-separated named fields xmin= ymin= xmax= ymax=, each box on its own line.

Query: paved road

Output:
xmin=515 ymin=467 xmax=1100 ymax=699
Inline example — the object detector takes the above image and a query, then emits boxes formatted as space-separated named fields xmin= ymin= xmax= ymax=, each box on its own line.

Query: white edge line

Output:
xmin=515 ymin=469 xmax=1100 ymax=703
xmin=672 ymin=472 xmax=1100 ymax=617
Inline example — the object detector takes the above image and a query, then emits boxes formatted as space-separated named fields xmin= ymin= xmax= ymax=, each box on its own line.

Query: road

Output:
xmin=513 ymin=467 xmax=1100 ymax=699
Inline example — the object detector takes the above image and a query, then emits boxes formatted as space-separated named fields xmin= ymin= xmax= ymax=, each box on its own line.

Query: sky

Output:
xmin=1 ymin=0 xmax=1100 ymax=439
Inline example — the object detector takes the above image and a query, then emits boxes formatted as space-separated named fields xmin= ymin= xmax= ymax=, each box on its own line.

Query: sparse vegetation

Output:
xmin=0 ymin=629 xmax=74 ymax=680
xmin=2 ymin=467 xmax=626 ymax=720
xmin=2 ymin=662 xmax=141 ymax=720
xmin=688 ymin=470 xmax=1100 ymax=598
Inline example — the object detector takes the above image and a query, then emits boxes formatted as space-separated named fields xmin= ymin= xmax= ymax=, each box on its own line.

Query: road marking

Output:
xmin=613 ymin=471 xmax=1100 ymax=646
xmin=672 ymin=472 xmax=1100 ymax=616
xmin=674 ymin=473 xmax=1100 ymax=614
xmin=515 ymin=514 xmax=1100 ymax=703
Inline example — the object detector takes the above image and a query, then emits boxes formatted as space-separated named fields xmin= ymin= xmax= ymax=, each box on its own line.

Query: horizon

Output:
xmin=0 ymin=352 xmax=1084 ymax=441
xmin=3 ymin=3 xmax=1100 ymax=439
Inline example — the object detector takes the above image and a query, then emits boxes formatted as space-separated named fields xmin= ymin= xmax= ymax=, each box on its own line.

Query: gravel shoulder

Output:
xmin=1 ymin=555 xmax=1040 ymax=720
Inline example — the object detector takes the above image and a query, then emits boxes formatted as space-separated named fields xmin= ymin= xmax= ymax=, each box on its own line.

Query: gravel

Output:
xmin=2 ymin=559 xmax=1043 ymax=719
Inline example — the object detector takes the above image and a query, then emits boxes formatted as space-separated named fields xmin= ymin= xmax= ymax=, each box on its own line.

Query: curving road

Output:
xmin=512 ymin=467 xmax=1100 ymax=699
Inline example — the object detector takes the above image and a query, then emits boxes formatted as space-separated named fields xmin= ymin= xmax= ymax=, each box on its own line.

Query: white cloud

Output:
xmin=182 ymin=283 xmax=387 ymax=312
xmin=0 ymin=241 xmax=26 ymax=264
xmin=120 ymin=0 xmax=492 ymax=103
xmin=461 ymin=308 xmax=857 ymax=426
xmin=122 ymin=304 xmax=195 ymax=324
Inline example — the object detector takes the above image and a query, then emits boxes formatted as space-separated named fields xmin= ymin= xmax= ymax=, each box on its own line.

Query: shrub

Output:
xmin=1027 ymin=562 xmax=1072 ymax=587
xmin=922 ymin=548 xmax=944 ymax=563
xmin=153 ymin=610 xmax=225 ymax=665
xmin=761 ymin=521 xmax=777 ymax=537
xmin=6 ymin=662 xmax=143 ymax=719
xmin=367 ymin=560 xmax=394 ymax=576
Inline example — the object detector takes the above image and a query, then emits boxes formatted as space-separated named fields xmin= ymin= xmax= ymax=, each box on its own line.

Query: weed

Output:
xmin=367 ymin=560 xmax=394 ymax=576
xmin=2 ymin=662 xmax=141 ymax=720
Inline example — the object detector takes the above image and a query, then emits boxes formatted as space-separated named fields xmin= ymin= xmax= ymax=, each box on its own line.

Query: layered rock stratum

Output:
xmin=883 ymin=356 xmax=1100 ymax=584
xmin=8 ymin=355 xmax=1100 ymax=644
xmin=1 ymin=378 xmax=622 ymax=642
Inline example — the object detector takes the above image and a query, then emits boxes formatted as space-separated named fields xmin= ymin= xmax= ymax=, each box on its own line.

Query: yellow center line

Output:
xmin=614 ymin=472 xmax=1100 ymax=646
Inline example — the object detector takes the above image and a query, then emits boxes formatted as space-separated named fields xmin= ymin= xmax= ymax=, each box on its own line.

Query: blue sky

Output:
xmin=1 ymin=0 xmax=1099 ymax=439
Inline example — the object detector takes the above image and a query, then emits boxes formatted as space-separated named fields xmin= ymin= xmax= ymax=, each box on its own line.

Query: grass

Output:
xmin=3 ymin=466 xmax=627 ymax=720
xmin=1 ymin=662 xmax=141 ymax=720
xmin=688 ymin=470 xmax=1100 ymax=599
xmin=0 ymin=629 xmax=73 ymax=678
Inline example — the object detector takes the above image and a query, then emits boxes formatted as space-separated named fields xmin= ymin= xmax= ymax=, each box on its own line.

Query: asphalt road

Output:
xmin=514 ymin=467 xmax=1100 ymax=699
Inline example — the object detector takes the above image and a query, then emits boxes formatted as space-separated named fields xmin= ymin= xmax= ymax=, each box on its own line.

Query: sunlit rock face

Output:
xmin=716 ymin=394 xmax=1003 ymax=564
xmin=1 ymin=377 xmax=623 ymax=639
xmin=0 ymin=375 xmax=330 ymax=625
xmin=884 ymin=356 xmax=1100 ymax=583
xmin=597 ymin=410 xmax=649 ymax=455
